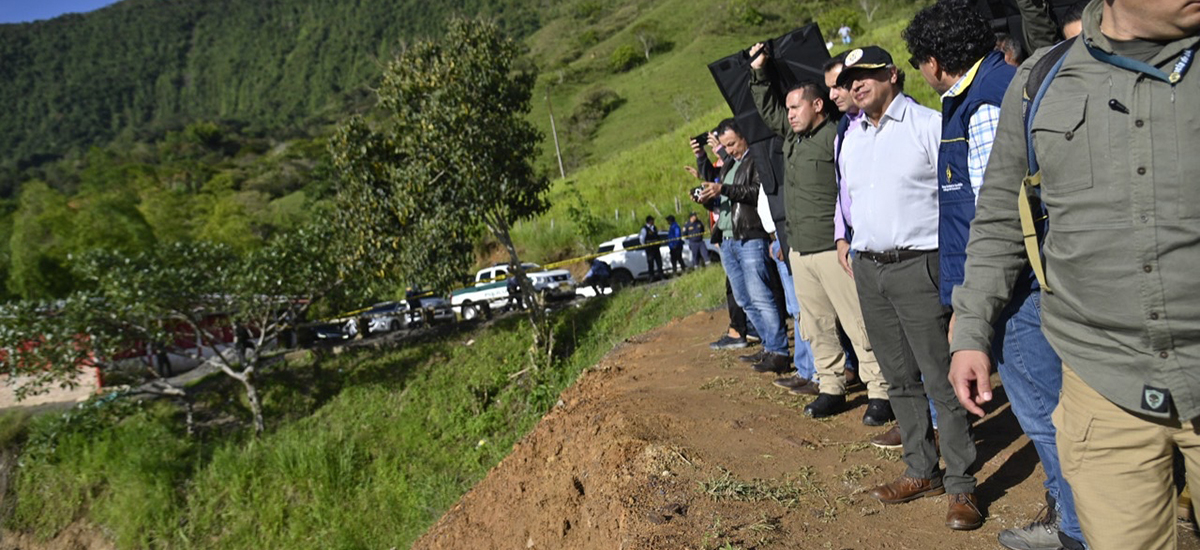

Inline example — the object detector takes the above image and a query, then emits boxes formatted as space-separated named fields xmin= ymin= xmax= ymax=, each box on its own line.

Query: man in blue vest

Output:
xmin=904 ymin=2 xmax=1082 ymax=549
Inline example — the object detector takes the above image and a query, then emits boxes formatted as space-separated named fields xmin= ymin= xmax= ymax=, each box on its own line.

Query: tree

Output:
xmin=7 ymin=181 xmax=75 ymax=299
xmin=859 ymin=0 xmax=881 ymax=23
xmin=0 ymin=224 xmax=344 ymax=435
xmin=632 ymin=22 xmax=659 ymax=61
xmin=330 ymin=17 xmax=552 ymax=347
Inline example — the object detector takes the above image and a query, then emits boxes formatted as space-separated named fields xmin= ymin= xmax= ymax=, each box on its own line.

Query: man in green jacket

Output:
xmin=949 ymin=0 xmax=1200 ymax=547
xmin=747 ymin=43 xmax=890 ymax=424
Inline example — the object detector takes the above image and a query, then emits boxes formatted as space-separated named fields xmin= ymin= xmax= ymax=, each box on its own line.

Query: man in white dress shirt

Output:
xmin=836 ymin=45 xmax=981 ymax=531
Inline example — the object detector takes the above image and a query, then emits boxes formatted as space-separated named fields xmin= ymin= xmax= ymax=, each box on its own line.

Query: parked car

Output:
xmin=593 ymin=231 xmax=720 ymax=285
xmin=360 ymin=296 xmax=454 ymax=334
xmin=450 ymin=263 xmax=576 ymax=320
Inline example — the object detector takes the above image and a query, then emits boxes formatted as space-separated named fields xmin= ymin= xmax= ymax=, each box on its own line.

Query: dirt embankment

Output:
xmin=414 ymin=310 xmax=1200 ymax=550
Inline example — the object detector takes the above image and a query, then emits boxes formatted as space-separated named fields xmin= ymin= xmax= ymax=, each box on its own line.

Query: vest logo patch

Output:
xmin=946 ymin=166 xmax=952 ymax=182
xmin=942 ymin=183 xmax=964 ymax=192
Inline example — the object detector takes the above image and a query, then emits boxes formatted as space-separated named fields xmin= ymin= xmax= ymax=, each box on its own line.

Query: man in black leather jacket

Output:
xmin=696 ymin=119 xmax=791 ymax=374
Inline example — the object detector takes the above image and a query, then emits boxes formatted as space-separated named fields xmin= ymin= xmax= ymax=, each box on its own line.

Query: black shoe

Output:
xmin=862 ymin=398 xmax=895 ymax=426
xmin=803 ymin=393 xmax=846 ymax=418
xmin=709 ymin=335 xmax=749 ymax=350
xmin=751 ymin=352 xmax=792 ymax=374
xmin=738 ymin=349 xmax=767 ymax=363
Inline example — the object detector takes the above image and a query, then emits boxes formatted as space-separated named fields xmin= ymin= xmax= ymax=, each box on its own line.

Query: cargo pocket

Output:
xmin=1052 ymin=400 xmax=1094 ymax=480
xmin=1031 ymin=95 xmax=1094 ymax=195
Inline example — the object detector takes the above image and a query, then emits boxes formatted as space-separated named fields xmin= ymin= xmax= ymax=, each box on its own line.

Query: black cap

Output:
xmin=835 ymin=46 xmax=894 ymax=87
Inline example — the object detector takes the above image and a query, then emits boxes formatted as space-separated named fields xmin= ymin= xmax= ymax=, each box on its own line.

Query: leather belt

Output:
xmin=857 ymin=249 xmax=933 ymax=264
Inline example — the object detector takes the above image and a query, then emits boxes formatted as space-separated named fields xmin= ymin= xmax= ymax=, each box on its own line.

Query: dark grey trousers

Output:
xmin=852 ymin=251 xmax=976 ymax=494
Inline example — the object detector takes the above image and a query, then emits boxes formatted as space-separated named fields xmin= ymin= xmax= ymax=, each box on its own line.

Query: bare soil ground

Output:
xmin=414 ymin=310 xmax=1200 ymax=550
xmin=0 ymin=370 xmax=98 ymax=412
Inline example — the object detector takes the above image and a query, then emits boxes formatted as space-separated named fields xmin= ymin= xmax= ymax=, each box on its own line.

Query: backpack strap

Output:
xmin=1019 ymin=37 xmax=1076 ymax=294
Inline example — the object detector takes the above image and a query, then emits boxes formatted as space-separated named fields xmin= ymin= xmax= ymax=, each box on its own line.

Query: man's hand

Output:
xmin=684 ymin=166 xmax=700 ymax=179
xmin=770 ymin=239 xmax=784 ymax=261
xmin=949 ymin=350 xmax=993 ymax=417
xmin=698 ymin=181 xmax=723 ymax=203
xmin=749 ymin=42 xmax=768 ymax=70
xmin=707 ymin=132 xmax=721 ymax=152
xmin=836 ymin=239 xmax=853 ymax=278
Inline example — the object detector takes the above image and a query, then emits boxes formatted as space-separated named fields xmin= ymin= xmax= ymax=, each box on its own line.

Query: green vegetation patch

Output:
xmin=5 ymin=267 xmax=724 ymax=548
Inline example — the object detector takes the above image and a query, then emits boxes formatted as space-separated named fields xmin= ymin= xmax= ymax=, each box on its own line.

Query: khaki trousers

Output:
xmin=788 ymin=249 xmax=888 ymax=399
xmin=1056 ymin=364 xmax=1200 ymax=550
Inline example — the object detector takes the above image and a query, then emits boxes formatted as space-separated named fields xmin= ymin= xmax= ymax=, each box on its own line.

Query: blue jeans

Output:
xmin=771 ymin=241 xmax=815 ymax=378
xmin=992 ymin=287 xmax=1082 ymax=542
xmin=721 ymin=239 xmax=788 ymax=356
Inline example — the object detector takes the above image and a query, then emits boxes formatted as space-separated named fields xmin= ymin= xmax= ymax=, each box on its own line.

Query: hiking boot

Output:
xmin=803 ymin=393 xmax=846 ymax=418
xmin=870 ymin=426 xmax=902 ymax=449
xmin=773 ymin=375 xmax=811 ymax=390
xmin=751 ymin=352 xmax=792 ymax=374
xmin=710 ymin=335 xmax=749 ymax=350
xmin=998 ymin=498 xmax=1061 ymax=550
xmin=862 ymin=398 xmax=895 ymax=426
xmin=738 ymin=349 xmax=767 ymax=363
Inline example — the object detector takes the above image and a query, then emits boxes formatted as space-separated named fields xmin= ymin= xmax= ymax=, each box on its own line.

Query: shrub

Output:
xmin=609 ymin=44 xmax=644 ymax=73
xmin=728 ymin=0 xmax=764 ymax=26
xmin=816 ymin=6 xmax=861 ymax=39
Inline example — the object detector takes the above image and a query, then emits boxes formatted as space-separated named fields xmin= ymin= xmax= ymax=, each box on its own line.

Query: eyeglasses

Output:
xmin=908 ymin=56 xmax=924 ymax=70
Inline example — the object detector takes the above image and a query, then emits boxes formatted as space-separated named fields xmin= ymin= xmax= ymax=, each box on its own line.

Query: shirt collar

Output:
xmin=1083 ymin=0 xmax=1199 ymax=64
xmin=940 ymin=57 xmax=985 ymax=100
xmin=860 ymin=93 xmax=910 ymax=130
xmin=800 ymin=116 xmax=831 ymax=139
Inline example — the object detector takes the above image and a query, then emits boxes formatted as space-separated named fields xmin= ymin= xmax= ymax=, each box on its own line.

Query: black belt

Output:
xmin=857 ymin=249 xmax=934 ymax=264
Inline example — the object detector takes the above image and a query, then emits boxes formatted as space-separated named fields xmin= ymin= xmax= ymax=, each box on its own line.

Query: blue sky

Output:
xmin=0 ymin=0 xmax=121 ymax=24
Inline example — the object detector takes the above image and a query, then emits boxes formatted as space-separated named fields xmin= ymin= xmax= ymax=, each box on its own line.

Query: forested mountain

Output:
xmin=0 ymin=0 xmax=540 ymax=187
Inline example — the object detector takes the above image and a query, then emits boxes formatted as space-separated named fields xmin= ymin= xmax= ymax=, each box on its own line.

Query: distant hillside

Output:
xmin=0 ymin=0 xmax=539 ymax=181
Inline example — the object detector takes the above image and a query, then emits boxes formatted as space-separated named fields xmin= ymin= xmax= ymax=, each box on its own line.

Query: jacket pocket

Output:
xmin=1030 ymin=95 xmax=1094 ymax=195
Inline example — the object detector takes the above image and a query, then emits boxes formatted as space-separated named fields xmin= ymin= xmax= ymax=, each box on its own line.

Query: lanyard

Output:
xmin=1084 ymin=38 xmax=1196 ymax=85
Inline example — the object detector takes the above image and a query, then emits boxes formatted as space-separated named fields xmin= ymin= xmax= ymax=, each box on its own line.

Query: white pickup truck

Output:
xmin=450 ymin=263 xmax=576 ymax=320
xmin=594 ymin=231 xmax=720 ymax=286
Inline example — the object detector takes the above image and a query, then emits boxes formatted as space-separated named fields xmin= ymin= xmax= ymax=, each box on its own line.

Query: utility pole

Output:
xmin=546 ymin=85 xmax=566 ymax=179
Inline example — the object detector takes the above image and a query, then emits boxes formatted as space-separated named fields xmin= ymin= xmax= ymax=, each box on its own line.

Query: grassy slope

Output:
xmin=6 ymin=268 xmax=726 ymax=549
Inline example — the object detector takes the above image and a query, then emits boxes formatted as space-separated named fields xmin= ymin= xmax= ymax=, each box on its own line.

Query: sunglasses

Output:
xmin=908 ymin=56 xmax=925 ymax=70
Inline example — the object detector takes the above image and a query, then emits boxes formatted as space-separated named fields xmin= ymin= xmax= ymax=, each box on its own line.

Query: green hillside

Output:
xmin=0 ymin=0 xmax=539 ymax=181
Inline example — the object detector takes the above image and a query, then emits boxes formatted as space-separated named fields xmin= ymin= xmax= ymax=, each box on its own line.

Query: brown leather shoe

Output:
xmin=870 ymin=426 xmax=902 ymax=449
xmin=946 ymin=492 xmax=983 ymax=530
xmin=869 ymin=475 xmax=944 ymax=504
xmin=788 ymin=380 xmax=819 ymax=395
xmin=772 ymin=375 xmax=810 ymax=390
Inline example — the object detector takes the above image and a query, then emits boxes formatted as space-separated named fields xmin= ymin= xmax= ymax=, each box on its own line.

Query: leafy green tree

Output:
xmin=7 ymin=182 xmax=75 ymax=299
xmin=63 ymin=225 xmax=341 ymax=434
xmin=330 ymin=17 xmax=552 ymax=346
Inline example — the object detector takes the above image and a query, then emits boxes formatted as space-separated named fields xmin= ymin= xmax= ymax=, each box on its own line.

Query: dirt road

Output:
xmin=414 ymin=309 xmax=1200 ymax=550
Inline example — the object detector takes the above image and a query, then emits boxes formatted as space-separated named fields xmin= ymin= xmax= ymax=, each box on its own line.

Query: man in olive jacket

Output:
xmin=747 ymin=43 xmax=890 ymax=423
xmin=949 ymin=1 xmax=1200 ymax=548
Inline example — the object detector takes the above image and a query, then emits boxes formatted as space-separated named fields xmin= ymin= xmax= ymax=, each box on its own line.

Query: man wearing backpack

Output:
xmin=905 ymin=2 xmax=1083 ymax=548
xmin=949 ymin=1 xmax=1200 ymax=548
